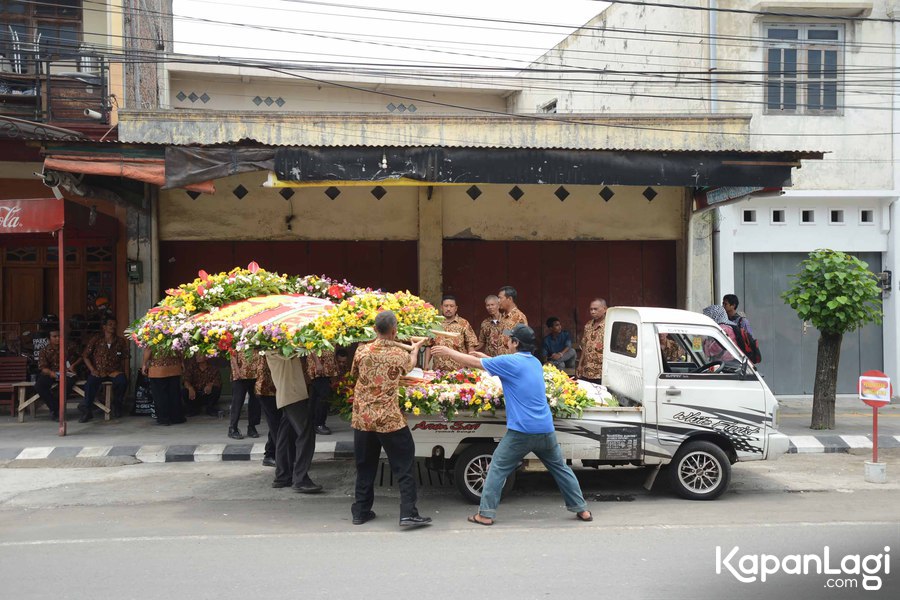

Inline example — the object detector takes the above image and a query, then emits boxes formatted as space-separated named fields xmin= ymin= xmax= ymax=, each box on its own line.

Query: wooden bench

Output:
xmin=15 ymin=379 xmax=114 ymax=422
xmin=0 ymin=356 xmax=28 ymax=417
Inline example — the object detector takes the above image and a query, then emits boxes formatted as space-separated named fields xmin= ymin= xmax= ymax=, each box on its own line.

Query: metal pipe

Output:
xmin=709 ymin=0 xmax=718 ymax=113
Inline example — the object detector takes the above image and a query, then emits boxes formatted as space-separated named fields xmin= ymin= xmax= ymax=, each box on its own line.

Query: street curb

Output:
xmin=1 ymin=436 xmax=897 ymax=463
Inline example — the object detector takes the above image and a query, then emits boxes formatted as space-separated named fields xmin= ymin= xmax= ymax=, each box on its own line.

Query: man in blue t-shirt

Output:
xmin=431 ymin=324 xmax=592 ymax=526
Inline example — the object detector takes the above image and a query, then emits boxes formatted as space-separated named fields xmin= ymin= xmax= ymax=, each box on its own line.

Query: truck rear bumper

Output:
xmin=766 ymin=430 xmax=790 ymax=459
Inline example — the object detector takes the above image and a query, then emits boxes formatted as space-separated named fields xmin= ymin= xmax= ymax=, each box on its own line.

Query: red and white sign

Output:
xmin=0 ymin=198 xmax=65 ymax=234
xmin=859 ymin=370 xmax=892 ymax=408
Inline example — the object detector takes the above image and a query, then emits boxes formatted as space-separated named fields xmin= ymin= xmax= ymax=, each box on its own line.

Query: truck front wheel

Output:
xmin=668 ymin=440 xmax=731 ymax=500
xmin=453 ymin=444 xmax=517 ymax=505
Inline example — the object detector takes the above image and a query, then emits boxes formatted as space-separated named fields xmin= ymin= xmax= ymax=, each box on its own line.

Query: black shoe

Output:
xmin=246 ymin=425 xmax=259 ymax=438
xmin=112 ymin=406 xmax=123 ymax=419
xmin=399 ymin=515 xmax=432 ymax=528
xmin=271 ymin=480 xmax=292 ymax=488
xmin=206 ymin=407 xmax=220 ymax=417
xmin=292 ymin=482 xmax=324 ymax=494
xmin=352 ymin=511 xmax=376 ymax=525
xmin=49 ymin=413 xmax=59 ymax=421
xmin=262 ymin=456 xmax=276 ymax=467
xmin=315 ymin=425 xmax=332 ymax=435
xmin=78 ymin=411 xmax=93 ymax=424
xmin=170 ymin=416 xmax=186 ymax=425
xmin=227 ymin=427 xmax=243 ymax=440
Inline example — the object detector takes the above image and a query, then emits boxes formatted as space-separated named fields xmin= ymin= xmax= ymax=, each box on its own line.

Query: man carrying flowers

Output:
xmin=350 ymin=311 xmax=431 ymax=528
xmin=431 ymin=324 xmax=593 ymax=526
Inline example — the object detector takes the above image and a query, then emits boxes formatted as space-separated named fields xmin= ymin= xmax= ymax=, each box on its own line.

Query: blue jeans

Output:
xmin=479 ymin=429 xmax=588 ymax=519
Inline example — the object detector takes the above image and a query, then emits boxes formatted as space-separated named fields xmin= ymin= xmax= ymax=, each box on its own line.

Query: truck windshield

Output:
xmin=657 ymin=329 xmax=743 ymax=374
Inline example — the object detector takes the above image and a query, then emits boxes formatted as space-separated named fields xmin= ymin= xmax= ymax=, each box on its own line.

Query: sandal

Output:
xmin=468 ymin=514 xmax=494 ymax=526
xmin=576 ymin=511 xmax=593 ymax=522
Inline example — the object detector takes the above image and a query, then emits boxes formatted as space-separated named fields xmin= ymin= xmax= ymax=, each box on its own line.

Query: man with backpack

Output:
xmin=722 ymin=294 xmax=762 ymax=364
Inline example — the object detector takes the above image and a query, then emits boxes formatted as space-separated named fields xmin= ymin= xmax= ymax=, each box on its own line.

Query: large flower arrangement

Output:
xmin=334 ymin=365 xmax=611 ymax=420
xmin=128 ymin=264 xmax=442 ymax=358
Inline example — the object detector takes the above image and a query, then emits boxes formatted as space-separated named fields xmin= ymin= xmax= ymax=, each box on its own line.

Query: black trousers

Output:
xmin=257 ymin=395 xmax=280 ymax=459
xmin=229 ymin=378 xmax=260 ymax=429
xmin=352 ymin=426 xmax=419 ymax=519
xmin=34 ymin=373 xmax=74 ymax=416
xmin=309 ymin=377 xmax=332 ymax=427
xmin=274 ymin=400 xmax=316 ymax=487
xmin=82 ymin=373 xmax=128 ymax=412
xmin=181 ymin=386 xmax=221 ymax=415
xmin=150 ymin=375 xmax=185 ymax=425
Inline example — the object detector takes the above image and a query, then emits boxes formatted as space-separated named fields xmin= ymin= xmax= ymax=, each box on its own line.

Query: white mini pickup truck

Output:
xmin=409 ymin=307 xmax=789 ymax=502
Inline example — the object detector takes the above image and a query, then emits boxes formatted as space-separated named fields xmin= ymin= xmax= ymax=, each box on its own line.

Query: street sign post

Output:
xmin=859 ymin=370 xmax=891 ymax=482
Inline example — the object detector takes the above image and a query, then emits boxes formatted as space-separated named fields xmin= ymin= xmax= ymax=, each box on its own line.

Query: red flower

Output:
xmin=248 ymin=261 xmax=260 ymax=274
xmin=197 ymin=285 xmax=207 ymax=297
xmin=198 ymin=269 xmax=209 ymax=281
xmin=327 ymin=284 xmax=345 ymax=299
xmin=217 ymin=331 xmax=234 ymax=351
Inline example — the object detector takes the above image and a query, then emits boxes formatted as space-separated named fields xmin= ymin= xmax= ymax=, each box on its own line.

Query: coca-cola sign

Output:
xmin=0 ymin=198 xmax=65 ymax=233
xmin=0 ymin=206 xmax=22 ymax=229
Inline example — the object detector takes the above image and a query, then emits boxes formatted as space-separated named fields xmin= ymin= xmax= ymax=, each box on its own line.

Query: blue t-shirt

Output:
xmin=542 ymin=331 xmax=572 ymax=356
xmin=481 ymin=352 xmax=554 ymax=434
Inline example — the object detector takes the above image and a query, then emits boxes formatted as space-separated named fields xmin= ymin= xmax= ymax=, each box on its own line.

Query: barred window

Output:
xmin=765 ymin=24 xmax=842 ymax=115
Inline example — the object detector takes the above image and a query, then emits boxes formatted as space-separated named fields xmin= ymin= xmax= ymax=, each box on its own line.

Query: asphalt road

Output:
xmin=1 ymin=452 xmax=898 ymax=600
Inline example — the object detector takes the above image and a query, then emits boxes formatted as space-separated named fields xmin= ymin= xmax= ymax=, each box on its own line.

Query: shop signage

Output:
xmin=0 ymin=199 xmax=65 ymax=234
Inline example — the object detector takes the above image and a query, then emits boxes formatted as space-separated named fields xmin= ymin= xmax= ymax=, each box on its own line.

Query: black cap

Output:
xmin=502 ymin=324 xmax=536 ymax=346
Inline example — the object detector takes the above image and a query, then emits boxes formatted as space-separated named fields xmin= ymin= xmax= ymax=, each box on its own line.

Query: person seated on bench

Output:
xmin=541 ymin=317 xmax=576 ymax=370
xmin=34 ymin=329 xmax=79 ymax=420
xmin=81 ymin=317 xmax=130 ymax=421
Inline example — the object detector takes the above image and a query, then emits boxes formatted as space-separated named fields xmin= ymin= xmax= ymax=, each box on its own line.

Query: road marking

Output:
xmin=839 ymin=435 xmax=873 ymax=449
xmin=314 ymin=441 xmax=336 ymax=454
xmin=250 ymin=442 xmax=266 ymax=457
xmin=1 ymin=521 xmax=896 ymax=547
xmin=75 ymin=446 xmax=112 ymax=458
xmin=16 ymin=447 xmax=54 ymax=460
xmin=788 ymin=436 xmax=824 ymax=453
xmin=134 ymin=445 xmax=167 ymax=463
xmin=193 ymin=444 xmax=226 ymax=462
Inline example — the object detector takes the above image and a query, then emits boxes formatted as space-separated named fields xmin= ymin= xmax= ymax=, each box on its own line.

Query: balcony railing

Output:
xmin=0 ymin=50 xmax=110 ymax=127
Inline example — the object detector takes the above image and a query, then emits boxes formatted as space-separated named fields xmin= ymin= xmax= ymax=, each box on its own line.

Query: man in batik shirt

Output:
xmin=350 ymin=311 xmax=430 ymax=528
xmin=477 ymin=295 xmax=505 ymax=357
xmin=81 ymin=318 xmax=130 ymax=420
xmin=306 ymin=349 xmax=340 ymax=435
xmin=182 ymin=354 xmax=221 ymax=416
xmin=35 ymin=329 xmax=79 ymax=420
xmin=428 ymin=295 xmax=477 ymax=372
xmin=497 ymin=286 xmax=527 ymax=355
xmin=228 ymin=350 xmax=261 ymax=440
xmin=576 ymin=298 xmax=607 ymax=384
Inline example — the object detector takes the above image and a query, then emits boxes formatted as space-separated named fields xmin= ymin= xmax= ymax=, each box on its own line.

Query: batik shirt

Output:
xmin=576 ymin=317 xmax=606 ymax=380
xmin=230 ymin=351 xmax=256 ymax=380
xmin=478 ymin=317 xmax=505 ymax=357
xmin=254 ymin=357 xmax=277 ymax=397
xmin=38 ymin=344 xmax=79 ymax=373
xmin=497 ymin=307 xmax=528 ymax=355
xmin=306 ymin=349 xmax=339 ymax=380
xmin=431 ymin=315 xmax=477 ymax=372
xmin=184 ymin=359 xmax=222 ymax=391
xmin=350 ymin=339 xmax=409 ymax=433
xmin=84 ymin=335 xmax=130 ymax=374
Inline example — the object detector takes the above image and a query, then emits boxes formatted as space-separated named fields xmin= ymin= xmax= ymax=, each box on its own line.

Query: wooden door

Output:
xmin=3 ymin=267 xmax=43 ymax=322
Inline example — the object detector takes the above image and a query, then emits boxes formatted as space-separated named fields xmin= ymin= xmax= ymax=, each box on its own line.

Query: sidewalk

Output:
xmin=0 ymin=396 xmax=897 ymax=464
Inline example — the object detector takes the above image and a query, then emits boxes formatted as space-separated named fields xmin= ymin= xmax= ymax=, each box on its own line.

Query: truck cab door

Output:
xmin=654 ymin=325 xmax=768 ymax=459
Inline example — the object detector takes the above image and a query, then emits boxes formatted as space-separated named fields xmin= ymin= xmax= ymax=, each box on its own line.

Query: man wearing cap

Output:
xmin=431 ymin=324 xmax=592 ymax=526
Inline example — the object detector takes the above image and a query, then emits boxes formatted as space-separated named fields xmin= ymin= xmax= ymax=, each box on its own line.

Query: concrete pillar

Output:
xmin=417 ymin=186 xmax=443 ymax=305
xmin=686 ymin=209 xmax=715 ymax=312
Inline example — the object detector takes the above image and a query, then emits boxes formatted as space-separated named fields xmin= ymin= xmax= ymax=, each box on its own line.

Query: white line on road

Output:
xmin=16 ymin=447 xmax=54 ymax=460
xmin=1 ymin=521 xmax=896 ymax=548
xmin=134 ymin=445 xmax=167 ymax=463
xmin=193 ymin=444 xmax=226 ymax=462
xmin=840 ymin=435 xmax=873 ymax=449
xmin=788 ymin=436 xmax=824 ymax=453
xmin=250 ymin=442 xmax=266 ymax=457
xmin=75 ymin=446 xmax=112 ymax=458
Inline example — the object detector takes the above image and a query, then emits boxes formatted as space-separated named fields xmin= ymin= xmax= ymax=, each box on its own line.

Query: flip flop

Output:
xmin=576 ymin=511 xmax=593 ymax=522
xmin=468 ymin=514 xmax=493 ymax=526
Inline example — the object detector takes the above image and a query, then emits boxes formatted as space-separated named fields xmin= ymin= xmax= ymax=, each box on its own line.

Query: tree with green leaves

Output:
xmin=782 ymin=249 xmax=883 ymax=429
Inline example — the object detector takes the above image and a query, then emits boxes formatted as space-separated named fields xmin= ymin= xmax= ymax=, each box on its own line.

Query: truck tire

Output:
xmin=668 ymin=440 xmax=731 ymax=500
xmin=453 ymin=444 xmax=517 ymax=505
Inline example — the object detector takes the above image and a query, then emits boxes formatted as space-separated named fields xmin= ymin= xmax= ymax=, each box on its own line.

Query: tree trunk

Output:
xmin=811 ymin=331 xmax=843 ymax=430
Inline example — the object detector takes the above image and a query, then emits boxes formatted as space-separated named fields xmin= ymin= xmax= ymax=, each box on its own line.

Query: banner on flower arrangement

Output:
xmin=191 ymin=294 xmax=333 ymax=333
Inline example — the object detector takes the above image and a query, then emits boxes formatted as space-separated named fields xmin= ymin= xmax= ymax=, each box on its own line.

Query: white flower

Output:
xmin=189 ymin=345 xmax=199 ymax=353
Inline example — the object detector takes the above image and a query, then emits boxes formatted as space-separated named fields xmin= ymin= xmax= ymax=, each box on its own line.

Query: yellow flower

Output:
xmin=404 ymin=401 xmax=413 ymax=409
xmin=483 ymin=403 xmax=492 ymax=411
xmin=412 ymin=407 xmax=421 ymax=415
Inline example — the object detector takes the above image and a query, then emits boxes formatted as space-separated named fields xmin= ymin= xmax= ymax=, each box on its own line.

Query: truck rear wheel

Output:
xmin=668 ymin=440 xmax=731 ymax=500
xmin=453 ymin=444 xmax=516 ymax=505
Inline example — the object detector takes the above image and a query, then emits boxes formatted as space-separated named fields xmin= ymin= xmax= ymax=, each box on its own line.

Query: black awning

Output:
xmin=274 ymin=147 xmax=821 ymax=188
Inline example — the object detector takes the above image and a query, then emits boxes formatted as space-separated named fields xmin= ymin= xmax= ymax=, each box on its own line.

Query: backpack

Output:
xmin=730 ymin=317 xmax=761 ymax=364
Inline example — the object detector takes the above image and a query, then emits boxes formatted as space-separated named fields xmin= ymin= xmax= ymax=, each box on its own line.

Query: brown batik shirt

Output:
xmin=306 ymin=349 xmax=339 ymax=380
xmin=478 ymin=317 xmax=505 ymax=357
xmin=431 ymin=315 xmax=477 ymax=372
xmin=660 ymin=337 xmax=686 ymax=363
xmin=230 ymin=351 xmax=256 ymax=380
xmin=496 ymin=307 xmax=528 ymax=355
xmin=350 ymin=339 xmax=409 ymax=433
xmin=576 ymin=317 xmax=606 ymax=380
xmin=84 ymin=334 xmax=131 ymax=375
xmin=184 ymin=359 xmax=222 ymax=391
xmin=38 ymin=344 xmax=79 ymax=373
xmin=254 ymin=356 xmax=277 ymax=397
